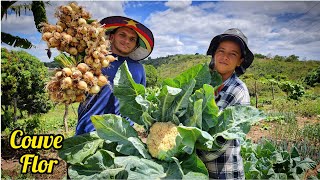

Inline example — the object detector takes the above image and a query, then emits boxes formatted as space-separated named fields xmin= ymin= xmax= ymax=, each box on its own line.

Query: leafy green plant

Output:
xmin=241 ymin=139 xmax=317 ymax=179
xmin=15 ymin=115 xmax=41 ymax=134
xmin=278 ymin=81 xmax=305 ymax=100
xmin=265 ymin=111 xmax=296 ymax=124
xmin=59 ymin=63 xmax=265 ymax=179
xmin=267 ymin=115 xmax=320 ymax=164
xmin=260 ymin=123 xmax=271 ymax=130
xmin=303 ymin=66 xmax=320 ymax=87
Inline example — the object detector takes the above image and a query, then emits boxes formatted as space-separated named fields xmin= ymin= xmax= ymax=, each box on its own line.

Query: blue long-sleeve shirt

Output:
xmin=76 ymin=54 xmax=146 ymax=135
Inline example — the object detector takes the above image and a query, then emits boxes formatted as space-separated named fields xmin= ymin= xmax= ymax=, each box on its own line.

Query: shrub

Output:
xmin=1 ymin=48 xmax=52 ymax=122
xmin=144 ymin=64 xmax=159 ymax=87
xmin=303 ymin=66 xmax=320 ymax=87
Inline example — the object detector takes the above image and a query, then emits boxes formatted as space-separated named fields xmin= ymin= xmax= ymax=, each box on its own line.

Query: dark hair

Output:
xmin=109 ymin=27 xmax=140 ymax=48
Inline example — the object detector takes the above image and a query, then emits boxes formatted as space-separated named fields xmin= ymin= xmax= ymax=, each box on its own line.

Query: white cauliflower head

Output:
xmin=146 ymin=122 xmax=181 ymax=161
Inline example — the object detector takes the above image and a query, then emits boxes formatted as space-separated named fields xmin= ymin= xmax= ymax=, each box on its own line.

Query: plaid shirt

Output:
xmin=199 ymin=73 xmax=250 ymax=179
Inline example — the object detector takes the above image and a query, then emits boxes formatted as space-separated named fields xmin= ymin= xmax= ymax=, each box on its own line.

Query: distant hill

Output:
xmin=141 ymin=54 xmax=210 ymax=79
xmin=44 ymin=54 xmax=320 ymax=83
xmin=141 ymin=54 xmax=320 ymax=82
xmin=245 ymin=58 xmax=320 ymax=82
xmin=44 ymin=61 xmax=60 ymax=68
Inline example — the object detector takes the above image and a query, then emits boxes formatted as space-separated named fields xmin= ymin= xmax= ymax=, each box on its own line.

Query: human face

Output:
xmin=110 ymin=27 xmax=138 ymax=57
xmin=213 ymin=40 xmax=243 ymax=81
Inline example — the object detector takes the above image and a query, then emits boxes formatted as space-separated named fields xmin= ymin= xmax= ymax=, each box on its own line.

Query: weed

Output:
xmin=302 ymin=123 xmax=320 ymax=143
xmin=260 ymin=123 xmax=271 ymax=130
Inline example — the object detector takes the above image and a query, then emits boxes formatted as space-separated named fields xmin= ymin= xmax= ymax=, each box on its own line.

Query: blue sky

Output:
xmin=1 ymin=1 xmax=320 ymax=62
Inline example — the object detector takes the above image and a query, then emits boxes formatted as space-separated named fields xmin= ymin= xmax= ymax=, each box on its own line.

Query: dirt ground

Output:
xmin=1 ymin=139 xmax=67 ymax=179
xmin=246 ymin=116 xmax=320 ymax=143
xmin=1 ymin=116 xmax=319 ymax=179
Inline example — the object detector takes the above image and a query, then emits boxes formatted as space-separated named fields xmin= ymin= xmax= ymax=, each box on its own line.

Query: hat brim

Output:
xmin=100 ymin=16 xmax=154 ymax=61
xmin=207 ymin=34 xmax=254 ymax=76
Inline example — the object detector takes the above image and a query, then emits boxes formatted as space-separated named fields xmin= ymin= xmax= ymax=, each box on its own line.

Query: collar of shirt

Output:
xmin=214 ymin=73 xmax=236 ymax=97
xmin=111 ymin=53 xmax=136 ymax=62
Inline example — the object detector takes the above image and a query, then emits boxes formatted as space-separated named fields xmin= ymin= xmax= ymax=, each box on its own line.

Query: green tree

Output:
xmin=1 ymin=1 xmax=47 ymax=49
xmin=1 ymin=48 xmax=52 ymax=129
xmin=285 ymin=54 xmax=299 ymax=62
xmin=273 ymin=55 xmax=285 ymax=61
xmin=278 ymin=81 xmax=305 ymax=100
xmin=304 ymin=66 xmax=320 ymax=87
xmin=144 ymin=64 xmax=159 ymax=87
xmin=254 ymin=53 xmax=266 ymax=59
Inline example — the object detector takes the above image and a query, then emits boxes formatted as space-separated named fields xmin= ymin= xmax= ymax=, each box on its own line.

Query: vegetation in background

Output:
xmin=261 ymin=111 xmax=320 ymax=164
xmin=1 ymin=48 xmax=52 ymax=130
xmin=304 ymin=66 xmax=320 ymax=87
xmin=144 ymin=64 xmax=159 ymax=87
xmin=241 ymin=139 xmax=316 ymax=179
xmin=44 ymin=61 xmax=60 ymax=68
xmin=273 ymin=54 xmax=299 ymax=62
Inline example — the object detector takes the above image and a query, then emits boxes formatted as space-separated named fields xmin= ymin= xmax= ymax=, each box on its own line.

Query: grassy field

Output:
xmin=38 ymin=103 xmax=79 ymax=136
xmin=1 ymin=103 xmax=79 ymax=138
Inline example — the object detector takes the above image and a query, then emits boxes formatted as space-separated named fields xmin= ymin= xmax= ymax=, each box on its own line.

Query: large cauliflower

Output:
xmin=146 ymin=122 xmax=181 ymax=161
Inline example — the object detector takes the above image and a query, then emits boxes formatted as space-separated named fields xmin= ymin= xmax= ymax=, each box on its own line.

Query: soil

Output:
xmin=1 ymin=116 xmax=319 ymax=179
xmin=246 ymin=116 xmax=320 ymax=143
xmin=1 ymin=135 xmax=66 ymax=179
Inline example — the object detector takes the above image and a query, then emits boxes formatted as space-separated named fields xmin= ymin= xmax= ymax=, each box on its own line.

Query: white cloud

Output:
xmin=76 ymin=1 xmax=125 ymax=20
xmin=165 ymin=0 xmax=192 ymax=10
xmin=198 ymin=2 xmax=216 ymax=10
xmin=145 ymin=1 xmax=320 ymax=60
xmin=125 ymin=1 xmax=144 ymax=9
xmin=1 ymin=14 xmax=38 ymax=34
xmin=150 ymin=35 xmax=184 ymax=57
xmin=2 ymin=1 xmax=319 ymax=61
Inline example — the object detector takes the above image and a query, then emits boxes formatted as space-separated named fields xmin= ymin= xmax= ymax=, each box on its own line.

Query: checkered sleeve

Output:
xmin=198 ymin=74 xmax=249 ymax=179
xmin=216 ymin=82 xmax=250 ymax=110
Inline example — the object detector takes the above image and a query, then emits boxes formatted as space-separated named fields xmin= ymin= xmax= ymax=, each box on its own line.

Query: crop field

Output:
xmin=2 ymin=54 xmax=320 ymax=179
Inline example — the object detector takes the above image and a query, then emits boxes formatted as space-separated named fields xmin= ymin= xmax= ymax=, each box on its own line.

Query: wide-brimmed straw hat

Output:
xmin=100 ymin=16 xmax=154 ymax=61
xmin=207 ymin=28 xmax=254 ymax=76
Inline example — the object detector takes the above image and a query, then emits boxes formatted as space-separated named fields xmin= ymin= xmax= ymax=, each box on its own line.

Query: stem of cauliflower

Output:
xmin=146 ymin=122 xmax=180 ymax=161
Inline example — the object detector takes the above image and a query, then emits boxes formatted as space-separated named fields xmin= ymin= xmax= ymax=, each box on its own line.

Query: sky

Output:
xmin=1 ymin=1 xmax=320 ymax=62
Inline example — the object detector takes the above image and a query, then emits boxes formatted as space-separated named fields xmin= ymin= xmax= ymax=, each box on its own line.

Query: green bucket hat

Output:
xmin=207 ymin=28 xmax=254 ymax=76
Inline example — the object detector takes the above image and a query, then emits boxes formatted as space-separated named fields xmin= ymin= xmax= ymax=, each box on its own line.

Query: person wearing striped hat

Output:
xmin=76 ymin=16 xmax=154 ymax=135
xmin=198 ymin=28 xmax=254 ymax=179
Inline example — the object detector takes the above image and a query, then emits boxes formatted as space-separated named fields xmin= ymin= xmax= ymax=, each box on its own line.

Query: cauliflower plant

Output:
xmin=146 ymin=122 xmax=180 ymax=161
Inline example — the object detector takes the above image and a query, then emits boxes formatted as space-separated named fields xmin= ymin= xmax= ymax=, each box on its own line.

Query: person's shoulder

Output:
xmin=127 ymin=60 xmax=144 ymax=68
xmin=227 ymin=74 xmax=249 ymax=94
xmin=125 ymin=59 xmax=145 ymax=74
xmin=229 ymin=74 xmax=247 ymax=87
xmin=126 ymin=58 xmax=143 ymax=66
xmin=230 ymin=75 xmax=250 ymax=104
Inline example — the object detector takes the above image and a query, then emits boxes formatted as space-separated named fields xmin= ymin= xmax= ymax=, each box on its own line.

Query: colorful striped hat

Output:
xmin=100 ymin=16 xmax=154 ymax=61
